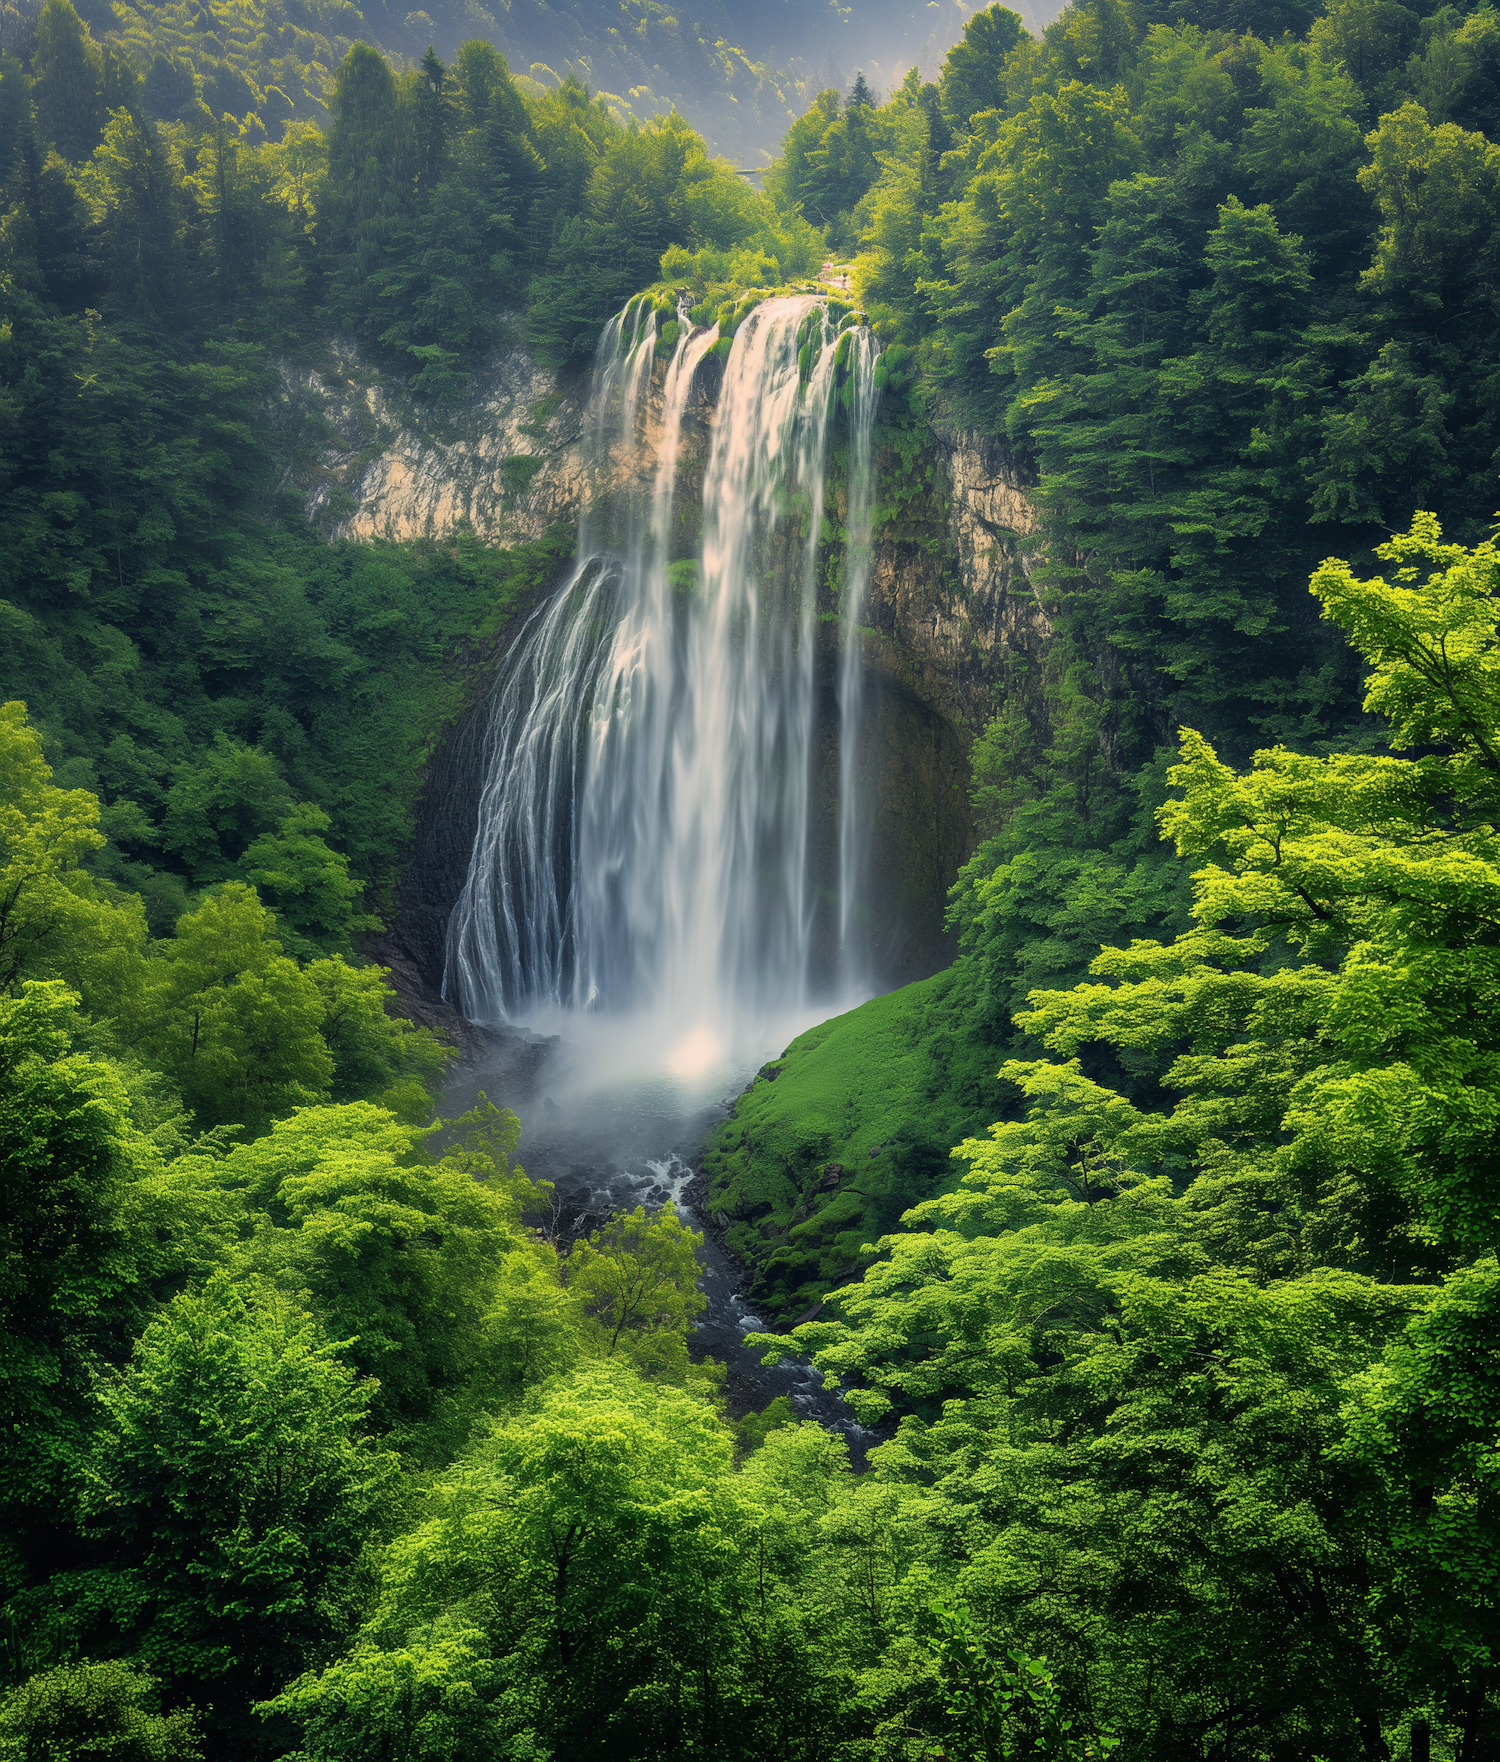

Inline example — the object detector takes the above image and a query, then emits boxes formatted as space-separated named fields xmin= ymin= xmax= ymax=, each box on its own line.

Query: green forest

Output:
xmin=4 ymin=0 xmax=1500 ymax=1753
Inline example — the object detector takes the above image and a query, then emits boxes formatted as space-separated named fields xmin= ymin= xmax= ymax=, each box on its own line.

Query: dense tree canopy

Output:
xmin=6 ymin=0 xmax=1500 ymax=1754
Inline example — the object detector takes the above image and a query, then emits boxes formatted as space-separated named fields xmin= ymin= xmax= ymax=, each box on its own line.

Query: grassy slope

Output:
xmin=703 ymin=964 xmax=1011 ymax=1315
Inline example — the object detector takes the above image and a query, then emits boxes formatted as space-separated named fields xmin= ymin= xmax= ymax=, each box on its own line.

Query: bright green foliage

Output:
xmin=0 ymin=982 xmax=144 ymax=1532
xmin=306 ymin=959 xmax=449 ymax=1119
xmin=735 ymin=1393 xmax=795 ymax=1453
xmin=0 ymin=1660 xmax=202 ymax=1762
xmin=704 ymin=973 xmax=1005 ymax=1311
xmin=87 ymin=1273 xmax=396 ymax=1745
xmin=157 ymin=738 xmax=296 ymax=883
xmin=741 ymin=0 xmax=1500 ymax=1329
xmin=472 ymin=1245 xmax=579 ymax=1406
xmin=2 ymin=707 xmax=452 ymax=1136
xmin=0 ymin=704 xmax=146 ymax=1013
xmin=919 ymin=1601 xmax=1107 ymax=1762
xmin=130 ymin=884 xmax=334 ymax=1135
xmin=740 ymin=516 xmax=1500 ymax=1753
xmin=1343 ymin=1257 xmax=1500 ymax=1742
xmin=264 ymin=1633 xmax=547 ymax=1762
xmin=241 ymin=804 xmax=367 ymax=956
xmin=272 ymin=1365 xmax=749 ymax=1759
xmin=706 ymin=743 xmax=1191 ymax=1311
xmin=220 ymin=1100 xmax=532 ymax=1437
xmin=564 ymin=1204 xmax=705 ymax=1377
xmin=9 ymin=0 xmax=1500 ymax=1752
xmin=751 ymin=1073 xmax=1415 ymax=1751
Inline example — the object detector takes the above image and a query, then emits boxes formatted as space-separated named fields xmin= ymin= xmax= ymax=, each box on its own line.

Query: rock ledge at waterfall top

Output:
xmin=273 ymin=332 xmax=1049 ymax=743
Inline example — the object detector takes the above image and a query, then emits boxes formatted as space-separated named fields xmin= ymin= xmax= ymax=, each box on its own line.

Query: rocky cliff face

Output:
xmin=852 ymin=420 xmax=1049 ymax=972
xmin=278 ymin=339 xmax=1048 ymax=995
xmin=276 ymin=332 xmax=718 ymax=547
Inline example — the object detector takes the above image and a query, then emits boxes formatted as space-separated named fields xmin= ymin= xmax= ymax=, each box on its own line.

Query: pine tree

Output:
xmin=30 ymin=0 xmax=100 ymax=164
xmin=939 ymin=2 xmax=1024 ymax=132
xmin=321 ymin=42 xmax=408 ymax=335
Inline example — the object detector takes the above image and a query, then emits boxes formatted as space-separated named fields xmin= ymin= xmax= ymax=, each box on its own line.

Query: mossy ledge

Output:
xmin=701 ymin=963 xmax=1015 ymax=1318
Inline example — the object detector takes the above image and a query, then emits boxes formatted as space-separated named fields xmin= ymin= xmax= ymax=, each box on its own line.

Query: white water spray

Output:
xmin=444 ymin=295 xmax=881 ymax=1070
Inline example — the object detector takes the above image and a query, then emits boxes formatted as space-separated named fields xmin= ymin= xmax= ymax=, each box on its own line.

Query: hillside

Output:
xmin=1 ymin=0 xmax=1066 ymax=161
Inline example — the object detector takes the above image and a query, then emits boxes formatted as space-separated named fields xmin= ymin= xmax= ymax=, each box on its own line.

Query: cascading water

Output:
xmin=444 ymin=293 xmax=881 ymax=1074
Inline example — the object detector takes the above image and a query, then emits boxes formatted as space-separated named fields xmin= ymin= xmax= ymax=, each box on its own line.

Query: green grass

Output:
xmin=702 ymin=965 xmax=1012 ymax=1314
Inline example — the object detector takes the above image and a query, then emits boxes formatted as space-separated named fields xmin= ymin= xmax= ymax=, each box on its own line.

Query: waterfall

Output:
xmin=444 ymin=294 xmax=881 ymax=1069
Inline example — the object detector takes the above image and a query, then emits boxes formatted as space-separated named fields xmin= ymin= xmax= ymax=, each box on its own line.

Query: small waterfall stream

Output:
xmin=440 ymin=294 xmax=880 ymax=1433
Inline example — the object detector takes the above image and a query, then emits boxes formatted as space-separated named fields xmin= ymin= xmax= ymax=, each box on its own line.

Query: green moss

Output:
xmin=520 ymin=393 xmax=564 ymax=443
xmin=702 ymin=966 xmax=1009 ymax=1313
xmin=499 ymin=454 xmax=544 ymax=498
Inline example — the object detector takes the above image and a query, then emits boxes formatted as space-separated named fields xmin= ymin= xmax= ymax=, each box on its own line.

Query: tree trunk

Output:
xmin=1359 ymin=1711 xmax=1389 ymax=1761
xmin=1458 ymin=1674 xmax=1488 ymax=1762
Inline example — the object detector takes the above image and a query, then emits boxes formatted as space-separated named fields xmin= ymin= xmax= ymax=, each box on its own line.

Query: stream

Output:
xmin=441 ymin=1014 xmax=876 ymax=1456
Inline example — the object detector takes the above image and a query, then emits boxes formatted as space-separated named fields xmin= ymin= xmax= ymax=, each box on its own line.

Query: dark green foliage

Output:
xmin=739 ymin=0 xmax=1500 ymax=1324
xmin=938 ymin=3 xmax=1024 ymax=132
xmin=0 ymin=255 xmax=569 ymax=916
xmin=524 ymin=107 xmax=700 ymax=367
xmin=772 ymin=84 xmax=882 ymax=245
xmin=31 ymin=0 xmax=102 ymax=163
xmin=834 ymin=0 xmax=1500 ymax=770
xmin=7 ymin=0 xmax=1500 ymax=1753
xmin=746 ymin=522 xmax=1500 ymax=1756
xmin=736 ymin=1393 xmax=794 ymax=1451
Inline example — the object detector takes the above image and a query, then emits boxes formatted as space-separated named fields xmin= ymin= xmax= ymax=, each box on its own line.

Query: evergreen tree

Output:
xmin=321 ymin=41 xmax=409 ymax=338
xmin=91 ymin=106 xmax=196 ymax=324
xmin=30 ymin=0 xmax=98 ymax=164
xmin=939 ymin=2 xmax=1024 ymax=132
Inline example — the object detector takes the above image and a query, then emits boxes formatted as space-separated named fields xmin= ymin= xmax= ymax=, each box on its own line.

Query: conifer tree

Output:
xmin=30 ymin=0 xmax=99 ymax=163
xmin=939 ymin=2 xmax=1024 ymax=131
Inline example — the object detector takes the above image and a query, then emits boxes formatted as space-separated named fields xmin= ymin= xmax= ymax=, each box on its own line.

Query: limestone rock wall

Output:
xmin=276 ymin=347 xmax=1047 ymax=735
xmin=848 ymin=420 xmax=1049 ymax=975
xmin=859 ymin=421 xmax=1049 ymax=737
xmin=275 ymin=335 xmax=715 ymax=548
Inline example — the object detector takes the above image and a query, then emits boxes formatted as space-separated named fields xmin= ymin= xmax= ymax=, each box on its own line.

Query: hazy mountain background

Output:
xmin=0 ymin=0 xmax=1065 ymax=161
